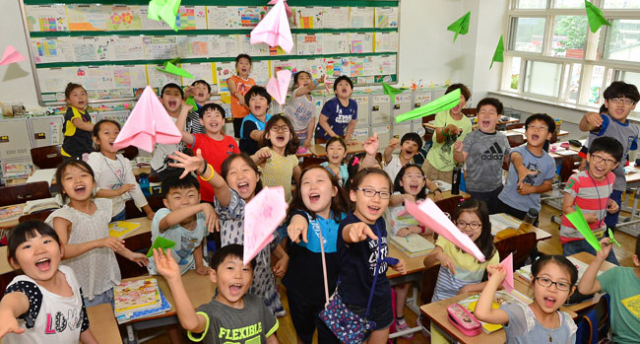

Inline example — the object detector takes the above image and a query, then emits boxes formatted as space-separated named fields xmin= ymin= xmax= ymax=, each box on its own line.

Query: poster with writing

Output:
xmin=25 ymin=5 xmax=68 ymax=32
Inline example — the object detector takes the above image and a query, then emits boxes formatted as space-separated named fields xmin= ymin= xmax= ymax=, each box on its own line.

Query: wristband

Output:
xmin=313 ymin=79 xmax=320 ymax=86
xmin=441 ymin=131 xmax=451 ymax=137
xmin=200 ymin=164 xmax=215 ymax=181
xmin=199 ymin=160 xmax=208 ymax=176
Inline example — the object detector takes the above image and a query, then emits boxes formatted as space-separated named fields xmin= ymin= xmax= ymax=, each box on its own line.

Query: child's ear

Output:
xmin=162 ymin=198 xmax=170 ymax=208
xmin=633 ymin=254 xmax=640 ymax=267
xmin=199 ymin=118 xmax=204 ymax=126
xmin=209 ymin=269 xmax=218 ymax=284
xmin=568 ymin=285 xmax=576 ymax=298
xmin=9 ymin=258 xmax=20 ymax=270
xmin=92 ymin=136 xmax=100 ymax=145
xmin=349 ymin=189 xmax=357 ymax=202
xmin=332 ymin=186 xmax=338 ymax=197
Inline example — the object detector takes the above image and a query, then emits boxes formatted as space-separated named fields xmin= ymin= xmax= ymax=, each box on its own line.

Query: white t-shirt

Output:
xmin=4 ymin=265 xmax=89 ymax=343
xmin=384 ymin=154 xmax=406 ymax=183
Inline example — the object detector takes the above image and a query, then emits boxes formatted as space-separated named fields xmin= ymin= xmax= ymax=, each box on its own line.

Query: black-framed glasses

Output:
xmin=355 ymin=187 xmax=391 ymax=199
xmin=591 ymin=154 xmax=617 ymax=166
xmin=456 ymin=221 xmax=482 ymax=230
xmin=534 ymin=277 xmax=572 ymax=291
xmin=270 ymin=125 xmax=290 ymax=132
xmin=610 ymin=98 xmax=635 ymax=106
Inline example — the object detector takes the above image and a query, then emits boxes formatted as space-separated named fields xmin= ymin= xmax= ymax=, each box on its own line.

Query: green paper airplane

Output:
xmin=585 ymin=1 xmax=611 ymax=33
xmin=382 ymin=82 xmax=403 ymax=104
xmin=146 ymin=236 xmax=177 ymax=257
xmin=566 ymin=206 xmax=602 ymax=252
xmin=490 ymin=35 xmax=504 ymax=69
xmin=156 ymin=62 xmax=194 ymax=79
xmin=395 ymin=89 xmax=461 ymax=123
xmin=164 ymin=57 xmax=181 ymax=67
xmin=148 ymin=0 xmax=181 ymax=31
xmin=447 ymin=11 xmax=470 ymax=42
xmin=608 ymin=228 xmax=621 ymax=248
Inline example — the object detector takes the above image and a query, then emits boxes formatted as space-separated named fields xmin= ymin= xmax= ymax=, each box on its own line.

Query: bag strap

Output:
xmin=365 ymin=223 xmax=382 ymax=319
xmin=315 ymin=216 xmax=331 ymax=305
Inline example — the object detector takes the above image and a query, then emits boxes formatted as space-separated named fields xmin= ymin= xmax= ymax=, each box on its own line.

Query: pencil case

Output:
xmin=446 ymin=303 xmax=482 ymax=336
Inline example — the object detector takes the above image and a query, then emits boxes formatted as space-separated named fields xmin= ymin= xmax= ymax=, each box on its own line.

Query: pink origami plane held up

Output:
xmin=405 ymin=199 xmax=486 ymax=262
xmin=113 ymin=86 xmax=182 ymax=153
xmin=267 ymin=69 xmax=292 ymax=105
xmin=268 ymin=0 xmax=292 ymax=17
xmin=498 ymin=253 xmax=514 ymax=293
xmin=243 ymin=186 xmax=288 ymax=266
xmin=250 ymin=0 xmax=293 ymax=53
xmin=0 ymin=46 xmax=26 ymax=65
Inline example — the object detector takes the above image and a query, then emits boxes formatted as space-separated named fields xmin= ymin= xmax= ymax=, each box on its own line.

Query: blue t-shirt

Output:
xmin=320 ymin=161 xmax=349 ymax=186
xmin=239 ymin=113 xmax=272 ymax=155
xmin=336 ymin=212 xmax=390 ymax=307
xmin=498 ymin=145 xmax=556 ymax=212
xmin=315 ymin=97 xmax=358 ymax=140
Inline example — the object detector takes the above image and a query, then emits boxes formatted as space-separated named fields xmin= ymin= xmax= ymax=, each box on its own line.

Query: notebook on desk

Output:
xmin=390 ymin=233 xmax=434 ymax=257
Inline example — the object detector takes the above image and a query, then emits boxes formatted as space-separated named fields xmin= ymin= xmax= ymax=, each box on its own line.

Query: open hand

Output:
xmin=363 ymin=134 xmax=379 ymax=155
xmin=129 ymin=252 xmax=149 ymax=267
xmin=201 ymin=203 xmax=219 ymax=233
xmin=168 ymin=149 xmax=205 ymax=179
xmin=101 ymin=236 xmax=125 ymax=252
xmin=153 ymin=248 xmax=181 ymax=281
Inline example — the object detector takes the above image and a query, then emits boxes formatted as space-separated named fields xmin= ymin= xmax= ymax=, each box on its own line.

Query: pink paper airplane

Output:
xmin=243 ymin=186 xmax=288 ymax=265
xmin=498 ymin=253 xmax=514 ymax=293
xmin=324 ymin=75 xmax=332 ymax=94
xmin=266 ymin=69 xmax=292 ymax=105
xmin=268 ymin=0 xmax=292 ymax=17
xmin=250 ymin=0 xmax=293 ymax=53
xmin=0 ymin=46 xmax=26 ymax=65
xmin=405 ymin=199 xmax=486 ymax=262
xmin=113 ymin=86 xmax=182 ymax=152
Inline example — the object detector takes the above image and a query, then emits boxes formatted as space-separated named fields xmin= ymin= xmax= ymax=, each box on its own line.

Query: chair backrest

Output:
xmin=420 ymin=264 xmax=441 ymax=306
xmin=507 ymin=134 xmax=525 ymax=148
xmin=30 ymin=146 xmax=62 ymax=169
xmin=0 ymin=182 xmax=52 ymax=207
xmin=120 ymin=146 xmax=139 ymax=161
xmin=18 ymin=210 xmax=54 ymax=223
xmin=124 ymin=194 xmax=165 ymax=219
xmin=435 ymin=195 xmax=462 ymax=219
xmin=506 ymin=123 xmax=526 ymax=130
xmin=461 ymin=108 xmax=477 ymax=117
xmin=559 ymin=154 xmax=583 ymax=184
xmin=495 ymin=231 xmax=536 ymax=269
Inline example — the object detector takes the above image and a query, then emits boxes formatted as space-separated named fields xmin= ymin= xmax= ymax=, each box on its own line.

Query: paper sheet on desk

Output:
xmin=26 ymin=168 xmax=57 ymax=186
xmin=490 ymin=213 xmax=522 ymax=235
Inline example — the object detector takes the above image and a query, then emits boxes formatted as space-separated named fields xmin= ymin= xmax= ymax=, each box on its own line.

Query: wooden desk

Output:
xmin=387 ymin=234 xmax=435 ymax=279
xmin=490 ymin=213 xmax=552 ymax=242
xmin=307 ymin=143 xmax=364 ymax=158
xmin=88 ymin=303 xmax=122 ymax=343
xmin=423 ymin=117 xmax=520 ymax=131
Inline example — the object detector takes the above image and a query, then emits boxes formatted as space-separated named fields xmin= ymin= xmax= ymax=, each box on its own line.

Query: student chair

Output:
xmin=0 ymin=182 xmax=51 ymax=207
xmin=30 ymin=145 xmax=62 ymax=169
xmin=507 ymin=134 xmax=525 ymax=148
xmin=124 ymin=194 xmax=165 ymax=219
xmin=18 ymin=209 xmax=54 ymax=223
xmin=506 ymin=122 xmax=526 ymax=130
xmin=461 ymin=108 xmax=477 ymax=117
xmin=495 ymin=231 xmax=536 ymax=270
xmin=419 ymin=264 xmax=441 ymax=331
xmin=435 ymin=195 xmax=463 ymax=219
xmin=120 ymin=146 xmax=139 ymax=161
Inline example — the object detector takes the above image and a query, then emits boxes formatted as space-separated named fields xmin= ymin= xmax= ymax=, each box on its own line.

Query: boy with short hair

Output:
xmin=184 ymin=80 xmax=213 ymax=115
xmin=384 ymin=132 xmax=423 ymax=182
xmin=561 ymin=137 xmax=623 ymax=265
xmin=497 ymin=113 xmax=556 ymax=221
xmin=153 ymin=244 xmax=279 ymax=344
xmin=148 ymin=173 xmax=217 ymax=276
xmin=579 ymin=81 xmax=640 ymax=231
xmin=239 ymin=86 xmax=272 ymax=155
xmin=453 ymin=97 xmax=510 ymax=214
xmin=578 ymin=235 xmax=640 ymax=344
xmin=315 ymin=75 xmax=358 ymax=144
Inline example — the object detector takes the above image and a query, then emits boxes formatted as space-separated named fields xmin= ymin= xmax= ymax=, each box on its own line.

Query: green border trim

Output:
xmin=34 ymin=52 xmax=397 ymax=68
xmin=25 ymin=0 xmax=398 ymax=7
xmin=30 ymin=28 xmax=397 ymax=38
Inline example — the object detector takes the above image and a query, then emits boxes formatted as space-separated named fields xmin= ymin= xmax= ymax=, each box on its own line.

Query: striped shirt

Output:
xmin=560 ymin=170 xmax=615 ymax=244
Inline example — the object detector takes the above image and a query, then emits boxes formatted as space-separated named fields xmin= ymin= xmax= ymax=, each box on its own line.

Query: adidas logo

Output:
xmin=481 ymin=142 xmax=504 ymax=161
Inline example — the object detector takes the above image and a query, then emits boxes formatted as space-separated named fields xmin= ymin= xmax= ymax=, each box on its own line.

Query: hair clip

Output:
xmin=352 ymin=156 xmax=360 ymax=166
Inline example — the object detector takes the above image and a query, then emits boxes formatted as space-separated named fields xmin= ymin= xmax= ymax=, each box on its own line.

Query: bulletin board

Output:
xmin=19 ymin=0 xmax=401 ymax=106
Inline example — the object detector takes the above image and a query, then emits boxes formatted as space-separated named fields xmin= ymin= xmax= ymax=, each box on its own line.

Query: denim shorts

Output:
xmin=84 ymin=288 xmax=115 ymax=309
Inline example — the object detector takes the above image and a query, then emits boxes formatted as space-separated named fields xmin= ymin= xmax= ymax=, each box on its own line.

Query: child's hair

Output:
xmin=161 ymin=83 xmax=185 ymax=99
xmin=220 ymin=154 xmax=264 ymax=195
xmin=589 ymin=136 xmax=624 ymax=163
xmin=345 ymin=153 xmax=383 ymax=190
xmin=210 ymin=244 xmax=256 ymax=270
xmin=333 ymin=75 xmax=353 ymax=92
xmin=400 ymin=132 xmax=423 ymax=148
xmin=191 ymin=80 xmax=212 ymax=94
xmin=602 ymin=81 xmax=640 ymax=103
xmin=260 ymin=115 xmax=300 ymax=155
xmin=198 ymin=103 xmax=226 ymax=119
xmin=64 ymin=83 xmax=85 ymax=100
xmin=476 ymin=97 xmax=503 ymax=115
xmin=92 ymin=119 xmax=121 ymax=151
xmin=288 ymin=165 xmax=350 ymax=222
xmin=8 ymin=221 xmax=61 ymax=265
xmin=445 ymin=83 xmax=471 ymax=101
xmin=525 ymin=113 xmax=556 ymax=133
xmin=244 ymin=86 xmax=272 ymax=107
xmin=350 ymin=168 xmax=393 ymax=193
xmin=326 ymin=136 xmax=347 ymax=153
xmin=393 ymin=164 xmax=427 ymax=200
xmin=161 ymin=172 xmax=200 ymax=198
xmin=635 ymin=234 xmax=640 ymax=256
xmin=531 ymin=254 xmax=579 ymax=287
xmin=293 ymin=71 xmax=312 ymax=87
xmin=55 ymin=160 xmax=95 ymax=203
xmin=455 ymin=199 xmax=496 ymax=262
xmin=235 ymin=53 xmax=252 ymax=66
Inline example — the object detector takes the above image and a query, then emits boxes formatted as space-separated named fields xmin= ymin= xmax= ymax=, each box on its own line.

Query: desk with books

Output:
xmin=87 ymin=303 xmax=123 ymax=344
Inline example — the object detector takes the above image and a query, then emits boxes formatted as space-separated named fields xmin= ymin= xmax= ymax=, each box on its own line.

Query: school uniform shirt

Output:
xmin=498 ymin=145 xmax=556 ymax=213
xmin=239 ymin=114 xmax=272 ymax=155
xmin=462 ymin=130 xmax=510 ymax=192
xmin=148 ymin=208 xmax=208 ymax=275
xmin=425 ymin=110 xmax=472 ymax=172
xmin=189 ymin=134 xmax=239 ymax=202
xmin=586 ymin=114 xmax=639 ymax=192
xmin=87 ymin=152 xmax=149 ymax=217
xmin=228 ymin=75 xmax=256 ymax=119
xmin=45 ymin=199 xmax=121 ymax=300
xmin=597 ymin=267 xmax=640 ymax=344
xmin=284 ymin=89 xmax=316 ymax=142
xmin=431 ymin=236 xmax=499 ymax=302
xmin=500 ymin=301 xmax=576 ymax=344
xmin=188 ymin=294 xmax=278 ymax=344
xmin=315 ymin=97 xmax=358 ymax=140
xmin=320 ymin=162 xmax=349 ymax=186
xmin=260 ymin=148 xmax=299 ymax=202
xmin=560 ymin=170 xmax=615 ymax=244
xmin=4 ymin=266 xmax=90 ymax=343
xmin=61 ymin=106 xmax=93 ymax=159
xmin=336 ymin=213 xmax=390 ymax=308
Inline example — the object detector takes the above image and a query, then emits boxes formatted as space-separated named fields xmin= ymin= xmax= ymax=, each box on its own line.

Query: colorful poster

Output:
xmin=106 ymin=6 xmax=143 ymax=31
xmin=293 ymin=7 xmax=323 ymax=28
xmin=215 ymin=62 xmax=235 ymax=93
xmin=176 ymin=6 xmax=207 ymax=30
xmin=296 ymin=34 xmax=322 ymax=55
xmin=177 ymin=36 xmax=210 ymax=57
xmin=374 ymin=7 xmax=399 ymax=28
xmin=348 ymin=32 xmax=374 ymax=54
xmin=67 ymin=5 xmax=110 ymax=31
xmin=238 ymin=7 xmax=266 ymax=28
xmin=25 ymin=5 xmax=68 ymax=32
xmin=349 ymin=7 xmax=374 ymax=28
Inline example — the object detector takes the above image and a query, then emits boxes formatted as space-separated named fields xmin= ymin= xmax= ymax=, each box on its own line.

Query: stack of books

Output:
xmin=390 ymin=233 xmax=435 ymax=257
xmin=114 ymin=278 xmax=171 ymax=323
xmin=0 ymin=205 xmax=22 ymax=222
xmin=108 ymin=221 xmax=141 ymax=238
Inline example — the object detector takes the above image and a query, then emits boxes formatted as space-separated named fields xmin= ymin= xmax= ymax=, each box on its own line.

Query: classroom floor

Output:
xmin=142 ymin=202 xmax=638 ymax=344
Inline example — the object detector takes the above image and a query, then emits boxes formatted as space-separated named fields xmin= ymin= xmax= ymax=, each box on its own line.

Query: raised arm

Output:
xmin=0 ymin=292 xmax=29 ymax=338
xmin=168 ymin=150 xmax=232 ymax=207
xmin=474 ymin=265 xmax=510 ymax=325
xmin=579 ymin=112 xmax=603 ymax=132
xmin=175 ymin=103 xmax=195 ymax=146
xmin=578 ymin=238 xmax=611 ymax=295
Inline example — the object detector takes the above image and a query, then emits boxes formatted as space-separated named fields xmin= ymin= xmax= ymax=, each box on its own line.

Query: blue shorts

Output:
xmin=84 ymin=288 xmax=115 ymax=309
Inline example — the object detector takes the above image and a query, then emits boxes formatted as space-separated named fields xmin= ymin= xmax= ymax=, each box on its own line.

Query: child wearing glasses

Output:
xmin=579 ymin=81 xmax=640 ymax=232
xmin=475 ymin=255 xmax=578 ymax=343
xmin=561 ymin=137 xmax=623 ymax=265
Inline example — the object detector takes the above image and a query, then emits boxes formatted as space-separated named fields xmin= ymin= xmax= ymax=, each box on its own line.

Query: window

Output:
xmin=502 ymin=1 xmax=640 ymax=112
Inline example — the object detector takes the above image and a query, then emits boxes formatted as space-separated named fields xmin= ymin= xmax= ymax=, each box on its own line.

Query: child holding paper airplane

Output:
xmin=228 ymin=54 xmax=257 ymax=138
xmin=561 ymin=137 xmax=623 ymax=265
xmin=168 ymin=150 xmax=288 ymax=316
xmin=184 ymin=79 xmax=213 ymax=114
xmin=314 ymin=75 xmax=358 ymax=144
xmin=61 ymin=83 xmax=94 ymax=160
xmin=475 ymin=255 xmax=578 ymax=343
xmin=579 ymin=236 xmax=640 ymax=343
xmin=284 ymin=71 xmax=323 ymax=149
xmin=239 ymin=86 xmax=273 ymax=155
xmin=384 ymin=132 xmax=425 ymax=183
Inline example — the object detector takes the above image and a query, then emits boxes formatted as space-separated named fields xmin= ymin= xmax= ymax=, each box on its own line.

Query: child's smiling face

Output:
xmin=162 ymin=186 xmax=200 ymax=211
xmin=326 ymin=141 xmax=347 ymax=165
xmin=300 ymin=168 xmax=337 ymax=216
xmin=525 ymin=119 xmax=552 ymax=148
xmin=93 ymin=121 xmax=120 ymax=154
xmin=335 ymin=80 xmax=353 ymax=98
xmin=61 ymin=165 xmax=95 ymax=202
xmin=350 ymin=174 xmax=390 ymax=224
xmin=296 ymin=72 xmax=312 ymax=88
xmin=604 ymin=97 xmax=637 ymax=122
xmin=211 ymin=255 xmax=253 ymax=308
xmin=249 ymin=94 xmax=269 ymax=118
xmin=532 ymin=262 xmax=574 ymax=313
xmin=477 ymin=104 xmax=499 ymax=133
xmin=399 ymin=166 xmax=425 ymax=196
xmin=451 ymin=94 xmax=467 ymax=115
xmin=587 ymin=151 xmax=619 ymax=180
xmin=200 ymin=109 xmax=225 ymax=135
xmin=66 ymin=87 xmax=88 ymax=110
xmin=236 ymin=58 xmax=252 ymax=77
xmin=400 ymin=140 xmax=420 ymax=160
xmin=161 ymin=87 xmax=183 ymax=113
xmin=10 ymin=232 xmax=62 ymax=283
xmin=266 ymin=119 xmax=291 ymax=150
xmin=192 ymin=82 xmax=210 ymax=104
xmin=225 ymin=157 xmax=259 ymax=201
xmin=455 ymin=211 xmax=482 ymax=242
